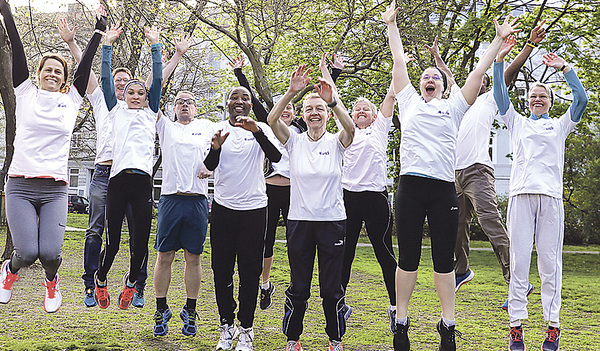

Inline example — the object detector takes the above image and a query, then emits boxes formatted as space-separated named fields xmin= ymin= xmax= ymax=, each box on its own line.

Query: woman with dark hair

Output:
xmin=0 ymin=0 xmax=106 ymax=313
xmin=384 ymin=1 xmax=521 ymax=349
xmin=93 ymin=25 xmax=163 ymax=311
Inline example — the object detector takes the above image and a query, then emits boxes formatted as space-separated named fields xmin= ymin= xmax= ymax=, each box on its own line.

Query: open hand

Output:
xmin=57 ymin=18 xmax=76 ymax=43
xmin=289 ymin=64 xmax=311 ymax=94
xmin=542 ymin=52 xmax=566 ymax=69
xmin=494 ymin=15 xmax=522 ymax=39
xmin=174 ymin=32 xmax=191 ymax=55
xmin=211 ymin=129 xmax=230 ymax=150
xmin=314 ymin=77 xmax=334 ymax=105
xmin=145 ymin=26 xmax=161 ymax=45
xmin=424 ymin=36 xmax=440 ymax=56
xmin=530 ymin=19 xmax=547 ymax=45
xmin=496 ymin=35 xmax=517 ymax=61
xmin=105 ymin=24 xmax=123 ymax=45
xmin=229 ymin=54 xmax=245 ymax=69
xmin=382 ymin=0 xmax=399 ymax=25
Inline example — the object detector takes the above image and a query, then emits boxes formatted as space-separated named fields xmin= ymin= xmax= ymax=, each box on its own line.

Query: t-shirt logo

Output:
xmin=545 ymin=126 xmax=554 ymax=131
xmin=438 ymin=110 xmax=450 ymax=116
xmin=191 ymin=132 xmax=203 ymax=136
xmin=318 ymin=151 xmax=330 ymax=156
xmin=57 ymin=103 xmax=67 ymax=108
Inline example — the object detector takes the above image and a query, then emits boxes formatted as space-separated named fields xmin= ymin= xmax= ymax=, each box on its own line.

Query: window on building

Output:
xmin=70 ymin=168 xmax=79 ymax=187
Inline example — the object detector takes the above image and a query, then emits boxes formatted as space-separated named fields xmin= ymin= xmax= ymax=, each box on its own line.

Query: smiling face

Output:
xmin=280 ymin=102 xmax=295 ymax=126
xmin=352 ymin=99 xmax=377 ymax=129
xmin=174 ymin=92 xmax=197 ymax=123
xmin=124 ymin=83 xmax=146 ymax=109
xmin=37 ymin=57 xmax=67 ymax=92
xmin=227 ymin=87 xmax=252 ymax=123
xmin=528 ymin=85 xmax=552 ymax=116
xmin=302 ymin=94 xmax=329 ymax=131
xmin=419 ymin=67 xmax=444 ymax=102
xmin=114 ymin=71 xmax=132 ymax=100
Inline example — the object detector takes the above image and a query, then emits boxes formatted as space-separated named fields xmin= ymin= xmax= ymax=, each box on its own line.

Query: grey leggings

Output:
xmin=5 ymin=177 xmax=68 ymax=280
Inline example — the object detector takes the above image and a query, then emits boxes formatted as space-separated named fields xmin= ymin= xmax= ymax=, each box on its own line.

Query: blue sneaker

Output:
xmin=455 ymin=270 xmax=474 ymax=292
xmin=132 ymin=286 xmax=145 ymax=308
xmin=84 ymin=288 xmax=97 ymax=307
xmin=508 ymin=326 xmax=525 ymax=351
xmin=502 ymin=283 xmax=534 ymax=310
xmin=153 ymin=307 xmax=172 ymax=336
xmin=180 ymin=307 xmax=198 ymax=336
xmin=542 ymin=326 xmax=560 ymax=351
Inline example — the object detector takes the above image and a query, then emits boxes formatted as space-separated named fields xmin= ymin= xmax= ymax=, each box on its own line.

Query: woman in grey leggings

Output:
xmin=0 ymin=0 xmax=106 ymax=313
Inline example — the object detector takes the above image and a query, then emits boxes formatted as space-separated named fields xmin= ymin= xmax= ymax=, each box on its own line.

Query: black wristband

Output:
xmin=327 ymin=97 xmax=337 ymax=108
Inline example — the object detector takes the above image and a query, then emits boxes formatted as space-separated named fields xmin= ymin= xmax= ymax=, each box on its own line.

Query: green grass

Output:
xmin=0 ymin=217 xmax=599 ymax=350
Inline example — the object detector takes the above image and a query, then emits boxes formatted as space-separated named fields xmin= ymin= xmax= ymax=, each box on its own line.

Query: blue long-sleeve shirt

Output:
xmin=101 ymin=43 xmax=163 ymax=112
xmin=493 ymin=61 xmax=588 ymax=122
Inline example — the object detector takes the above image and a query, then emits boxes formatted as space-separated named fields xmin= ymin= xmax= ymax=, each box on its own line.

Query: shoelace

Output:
xmin=330 ymin=342 xmax=343 ymax=351
xmin=42 ymin=279 xmax=58 ymax=298
xmin=3 ymin=270 xmax=20 ymax=289
xmin=545 ymin=328 xmax=559 ymax=342
xmin=121 ymin=286 xmax=137 ymax=301
xmin=219 ymin=326 xmax=235 ymax=341
xmin=96 ymin=286 xmax=109 ymax=300
xmin=154 ymin=310 xmax=165 ymax=324
xmin=510 ymin=328 xmax=524 ymax=342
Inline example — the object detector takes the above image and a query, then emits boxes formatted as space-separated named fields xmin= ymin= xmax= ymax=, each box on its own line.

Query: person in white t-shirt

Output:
xmin=58 ymin=20 xmax=190 ymax=309
xmin=152 ymin=90 xmax=214 ymax=337
xmin=0 ymin=0 xmax=105 ymax=313
xmin=318 ymin=52 xmax=399 ymax=335
xmin=494 ymin=46 xmax=588 ymax=351
xmin=203 ymin=86 xmax=282 ymax=351
xmin=268 ymin=64 xmax=355 ymax=351
xmin=451 ymin=24 xmax=546 ymax=309
xmin=384 ymin=2 xmax=521 ymax=350
xmin=93 ymin=26 xmax=163 ymax=311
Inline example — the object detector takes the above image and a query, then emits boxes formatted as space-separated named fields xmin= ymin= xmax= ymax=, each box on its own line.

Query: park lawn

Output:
xmin=0 ymin=218 xmax=598 ymax=350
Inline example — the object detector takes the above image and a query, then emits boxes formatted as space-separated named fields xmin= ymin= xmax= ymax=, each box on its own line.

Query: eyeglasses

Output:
xmin=422 ymin=74 xmax=442 ymax=81
xmin=114 ymin=78 xmax=130 ymax=83
xmin=175 ymin=98 xmax=196 ymax=106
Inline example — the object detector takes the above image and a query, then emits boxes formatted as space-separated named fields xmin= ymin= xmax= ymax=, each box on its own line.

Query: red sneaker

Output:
xmin=94 ymin=273 xmax=110 ymax=309
xmin=118 ymin=273 xmax=137 ymax=310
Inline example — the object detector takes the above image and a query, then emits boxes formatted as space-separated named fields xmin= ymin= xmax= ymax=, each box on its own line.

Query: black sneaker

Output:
xmin=393 ymin=317 xmax=410 ymax=351
xmin=542 ymin=326 xmax=560 ymax=351
xmin=260 ymin=282 xmax=275 ymax=310
xmin=436 ymin=319 xmax=457 ymax=351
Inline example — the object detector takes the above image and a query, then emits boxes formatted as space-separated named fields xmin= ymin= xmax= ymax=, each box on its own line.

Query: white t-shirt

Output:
xmin=213 ymin=120 xmax=277 ymax=210
xmin=109 ymin=104 xmax=158 ymax=178
xmin=156 ymin=117 xmax=214 ymax=195
xmin=9 ymin=79 xmax=83 ymax=182
xmin=342 ymin=111 xmax=392 ymax=192
xmin=87 ymin=86 xmax=128 ymax=164
xmin=501 ymin=104 xmax=577 ymax=199
xmin=396 ymin=84 xmax=470 ymax=182
xmin=285 ymin=131 xmax=346 ymax=221
xmin=455 ymin=90 xmax=498 ymax=170
xmin=267 ymin=125 xmax=301 ymax=180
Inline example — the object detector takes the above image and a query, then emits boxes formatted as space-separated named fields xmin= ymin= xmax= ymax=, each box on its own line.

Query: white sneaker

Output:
xmin=235 ymin=326 xmax=254 ymax=351
xmin=216 ymin=323 xmax=239 ymax=350
xmin=0 ymin=260 xmax=20 ymax=304
xmin=42 ymin=274 xmax=62 ymax=313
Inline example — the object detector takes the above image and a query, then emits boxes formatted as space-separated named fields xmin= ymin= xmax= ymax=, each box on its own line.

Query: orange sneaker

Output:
xmin=94 ymin=273 xmax=110 ymax=309
xmin=118 ymin=273 xmax=137 ymax=310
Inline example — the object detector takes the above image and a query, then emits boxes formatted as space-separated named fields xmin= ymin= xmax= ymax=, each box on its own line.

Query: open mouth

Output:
xmin=234 ymin=106 xmax=245 ymax=113
xmin=425 ymin=85 xmax=435 ymax=94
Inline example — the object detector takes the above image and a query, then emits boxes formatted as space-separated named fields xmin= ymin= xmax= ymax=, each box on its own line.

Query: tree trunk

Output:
xmin=0 ymin=23 xmax=17 ymax=259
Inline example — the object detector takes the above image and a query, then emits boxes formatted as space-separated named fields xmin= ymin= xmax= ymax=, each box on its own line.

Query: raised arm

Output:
xmin=461 ymin=16 xmax=521 ymax=105
xmin=230 ymin=55 xmax=269 ymax=122
xmin=145 ymin=32 xmax=190 ymax=89
xmin=380 ymin=81 xmax=396 ymax=118
xmin=315 ymin=77 xmax=354 ymax=147
xmin=330 ymin=53 xmax=345 ymax=83
xmin=71 ymin=11 xmax=107 ymax=98
xmin=58 ymin=18 xmax=98 ymax=94
xmin=384 ymin=0 xmax=409 ymax=95
xmin=542 ymin=53 xmax=588 ymax=122
xmin=504 ymin=20 xmax=546 ymax=86
xmin=100 ymin=24 xmax=123 ymax=110
xmin=0 ymin=0 xmax=29 ymax=86
xmin=425 ymin=36 xmax=456 ymax=88
xmin=267 ymin=65 xmax=311 ymax=144
xmin=204 ymin=129 xmax=230 ymax=171
xmin=145 ymin=26 xmax=163 ymax=113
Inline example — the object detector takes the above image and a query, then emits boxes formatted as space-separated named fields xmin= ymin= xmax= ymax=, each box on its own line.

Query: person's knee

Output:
xmin=157 ymin=251 xmax=176 ymax=265
xmin=183 ymin=250 xmax=201 ymax=265
xmin=39 ymin=252 xmax=62 ymax=270
xmin=13 ymin=250 xmax=39 ymax=267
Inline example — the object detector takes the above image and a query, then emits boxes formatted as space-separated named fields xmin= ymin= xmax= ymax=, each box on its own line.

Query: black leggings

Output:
xmin=395 ymin=175 xmax=458 ymax=274
xmin=98 ymin=173 xmax=153 ymax=283
xmin=265 ymin=183 xmax=290 ymax=258
xmin=342 ymin=190 xmax=397 ymax=305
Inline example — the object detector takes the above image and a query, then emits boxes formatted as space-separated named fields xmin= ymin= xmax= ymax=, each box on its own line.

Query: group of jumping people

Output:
xmin=0 ymin=0 xmax=588 ymax=350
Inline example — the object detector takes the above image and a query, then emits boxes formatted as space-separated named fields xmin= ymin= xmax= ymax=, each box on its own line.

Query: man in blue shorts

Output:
xmin=152 ymin=91 xmax=215 ymax=336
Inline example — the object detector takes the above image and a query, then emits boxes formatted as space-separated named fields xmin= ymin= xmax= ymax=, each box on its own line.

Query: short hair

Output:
xmin=175 ymin=90 xmax=195 ymax=100
xmin=352 ymin=97 xmax=377 ymax=115
xmin=37 ymin=53 xmax=69 ymax=93
xmin=113 ymin=67 xmax=132 ymax=79
xmin=228 ymin=86 xmax=251 ymax=99
xmin=302 ymin=92 xmax=326 ymax=110
xmin=529 ymin=81 xmax=554 ymax=107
